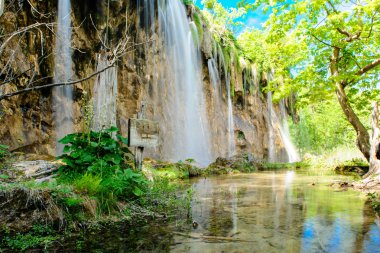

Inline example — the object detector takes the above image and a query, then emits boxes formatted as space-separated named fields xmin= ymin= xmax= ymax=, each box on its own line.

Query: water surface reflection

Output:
xmin=171 ymin=171 xmax=380 ymax=253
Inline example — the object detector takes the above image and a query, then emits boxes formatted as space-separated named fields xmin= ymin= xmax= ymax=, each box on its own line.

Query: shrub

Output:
xmin=57 ymin=127 xmax=148 ymax=211
xmin=57 ymin=126 xmax=131 ymax=179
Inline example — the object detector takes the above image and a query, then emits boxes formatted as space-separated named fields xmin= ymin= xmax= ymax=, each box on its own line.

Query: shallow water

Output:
xmin=171 ymin=171 xmax=380 ymax=253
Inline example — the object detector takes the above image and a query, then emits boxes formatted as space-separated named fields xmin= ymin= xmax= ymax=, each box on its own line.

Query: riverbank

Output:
xmin=0 ymin=153 xmax=379 ymax=252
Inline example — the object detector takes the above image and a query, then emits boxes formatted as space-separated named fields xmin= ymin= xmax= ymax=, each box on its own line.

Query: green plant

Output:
xmin=57 ymin=126 xmax=131 ymax=179
xmin=102 ymin=169 xmax=148 ymax=199
xmin=0 ymin=144 xmax=9 ymax=161
xmin=57 ymin=127 xmax=148 ymax=214
xmin=368 ymin=192 xmax=380 ymax=213
xmin=73 ymin=173 xmax=102 ymax=196
xmin=2 ymin=224 xmax=58 ymax=251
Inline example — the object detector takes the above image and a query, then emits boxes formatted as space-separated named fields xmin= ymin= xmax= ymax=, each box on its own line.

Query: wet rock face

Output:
xmin=0 ymin=1 xmax=278 ymax=161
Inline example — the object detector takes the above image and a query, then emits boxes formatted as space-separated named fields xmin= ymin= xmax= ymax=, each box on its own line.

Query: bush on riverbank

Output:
xmin=0 ymin=128 xmax=192 ymax=251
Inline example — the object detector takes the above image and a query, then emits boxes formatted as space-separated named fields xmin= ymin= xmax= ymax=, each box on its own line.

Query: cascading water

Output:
xmin=267 ymin=91 xmax=276 ymax=163
xmin=92 ymin=54 xmax=118 ymax=131
xmin=279 ymin=100 xmax=300 ymax=162
xmin=0 ymin=0 xmax=4 ymax=16
xmin=226 ymin=77 xmax=236 ymax=158
xmin=207 ymin=59 xmax=220 ymax=90
xmin=155 ymin=0 xmax=212 ymax=165
xmin=217 ymin=46 xmax=236 ymax=158
xmin=53 ymin=0 xmax=73 ymax=154
xmin=266 ymin=70 xmax=299 ymax=162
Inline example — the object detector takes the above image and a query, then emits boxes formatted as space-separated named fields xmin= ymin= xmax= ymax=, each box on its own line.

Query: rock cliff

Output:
xmin=0 ymin=0 xmax=289 ymax=163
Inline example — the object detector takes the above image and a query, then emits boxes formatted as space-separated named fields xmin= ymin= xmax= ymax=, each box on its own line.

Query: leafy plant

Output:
xmin=102 ymin=169 xmax=147 ymax=199
xmin=0 ymin=144 xmax=9 ymax=161
xmin=57 ymin=126 xmax=131 ymax=179
xmin=2 ymin=224 xmax=58 ymax=251
xmin=57 ymin=127 xmax=148 ymax=213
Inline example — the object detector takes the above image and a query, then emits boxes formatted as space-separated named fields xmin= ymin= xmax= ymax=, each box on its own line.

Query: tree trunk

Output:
xmin=364 ymin=101 xmax=380 ymax=178
xmin=335 ymin=82 xmax=370 ymax=161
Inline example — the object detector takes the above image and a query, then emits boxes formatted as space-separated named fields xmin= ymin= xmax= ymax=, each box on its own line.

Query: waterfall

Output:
xmin=266 ymin=70 xmax=299 ymax=162
xmin=53 ymin=0 xmax=73 ymax=154
xmin=0 ymin=0 xmax=4 ymax=16
xmin=227 ymin=78 xmax=236 ymax=158
xmin=279 ymin=100 xmax=300 ymax=162
xmin=92 ymin=54 xmax=118 ymax=131
xmin=217 ymin=46 xmax=235 ymax=158
xmin=156 ymin=0 xmax=212 ymax=165
xmin=267 ymin=91 xmax=276 ymax=163
xmin=208 ymin=59 xmax=220 ymax=91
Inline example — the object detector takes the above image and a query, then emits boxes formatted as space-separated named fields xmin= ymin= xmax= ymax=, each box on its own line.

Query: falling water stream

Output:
xmin=155 ymin=0 xmax=212 ymax=165
xmin=53 ymin=0 xmax=73 ymax=154
xmin=266 ymin=69 xmax=299 ymax=163
xmin=0 ymin=0 xmax=4 ymax=16
xmin=279 ymin=99 xmax=300 ymax=162
xmin=92 ymin=54 xmax=118 ymax=131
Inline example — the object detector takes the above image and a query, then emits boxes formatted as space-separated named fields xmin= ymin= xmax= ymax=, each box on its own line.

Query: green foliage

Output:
xmin=192 ymin=11 xmax=204 ymax=42
xmin=368 ymin=193 xmax=380 ymax=214
xmin=2 ymin=224 xmax=58 ymax=251
xmin=102 ymin=169 xmax=147 ymax=198
xmin=289 ymin=99 xmax=358 ymax=155
xmin=58 ymin=126 xmax=131 ymax=179
xmin=202 ymin=0 xmax=246 ymax=35
xmin=73 ymin=173 xmax=102 ymax=196
xmin=182 ymin=0 xmax=194 ymax=6
xmin=57 ymin=127 xmax=148 ymax=213
xmin=0 ymin=144 xmax=9 ymax=161
xmin=237 ymin=0 xmax=380 ymax=156
xmin=64 ymin=196 xmax=84 ymax=207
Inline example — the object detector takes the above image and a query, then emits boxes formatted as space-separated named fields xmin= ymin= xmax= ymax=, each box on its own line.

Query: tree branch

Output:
xmin=326 ymin=0 xmax=338 ymax=13
xmin=310 ymin=33 xmax=339 ymax=49
xmin=0 ymin=64 xmax=115 ymax=101
xmin=356 ymin=58 xmax=380 ymax=76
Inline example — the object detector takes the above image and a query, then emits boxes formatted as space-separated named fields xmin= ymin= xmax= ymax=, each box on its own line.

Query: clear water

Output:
xmin=171 ymin=171 xmax=380 ymax=253
xmin=53 ymin=0 xmax=73 ymax=154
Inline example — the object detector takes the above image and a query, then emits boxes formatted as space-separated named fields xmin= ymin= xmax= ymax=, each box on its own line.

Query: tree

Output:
xmin=240 ymin=0 xmax=380 ymax=161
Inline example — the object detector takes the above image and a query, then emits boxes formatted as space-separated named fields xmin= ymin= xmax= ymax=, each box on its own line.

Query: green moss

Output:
xmin=258 ymin=161 xmax=310 ymax=171
xmin=193 ymin=11 xmax=204 ymax=43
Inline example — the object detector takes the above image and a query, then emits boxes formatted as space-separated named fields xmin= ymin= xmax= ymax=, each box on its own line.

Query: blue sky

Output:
xmin=194 ymin=0 xmax=270 ymax=33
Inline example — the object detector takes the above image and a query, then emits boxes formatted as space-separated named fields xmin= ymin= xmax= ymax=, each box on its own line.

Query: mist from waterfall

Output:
xmin=92 ymin=54 xmax=118 ymax=131
xmin=53 ymin=0 xmax=73 ymax=154
xmin=155 ymin=0 xmax=212 ymax=165
xmin=266 ymin=70 xmax=299 ymax=163
xmin=279 ymin=100 xmax=300 ymax=162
